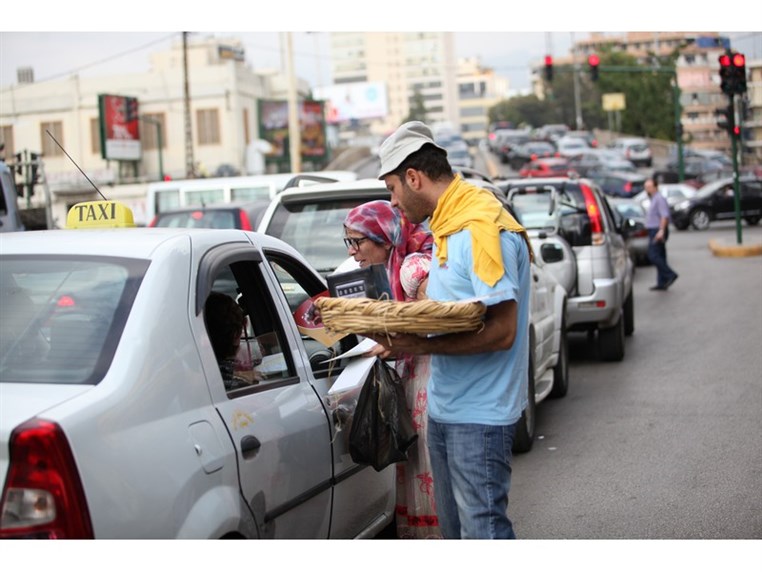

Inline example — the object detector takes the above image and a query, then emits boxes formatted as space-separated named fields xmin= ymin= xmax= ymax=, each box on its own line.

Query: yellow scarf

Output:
xmin=429 ymin=175 xmax=533 ymax=287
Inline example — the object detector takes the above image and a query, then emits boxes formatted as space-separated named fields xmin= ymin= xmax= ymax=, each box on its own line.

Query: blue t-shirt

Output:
xmin=426 ymin=229 xmax=530 ymax=426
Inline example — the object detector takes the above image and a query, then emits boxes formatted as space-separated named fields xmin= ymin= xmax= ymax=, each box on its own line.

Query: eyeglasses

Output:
xmin=343 ymin=236 xmax=371 ymax=250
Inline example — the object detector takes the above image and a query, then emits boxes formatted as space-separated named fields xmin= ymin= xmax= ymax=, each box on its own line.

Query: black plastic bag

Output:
xmin=349 ymin=359 xmax=418 ymax=471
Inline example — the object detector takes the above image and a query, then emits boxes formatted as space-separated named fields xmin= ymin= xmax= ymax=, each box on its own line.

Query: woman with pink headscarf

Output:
xmin=343 ymin=200 xmax=441 ymax=539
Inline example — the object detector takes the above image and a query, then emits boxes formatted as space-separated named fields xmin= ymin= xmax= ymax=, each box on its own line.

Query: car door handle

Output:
xmin=241 ymin=435 xmax=262 ymax=460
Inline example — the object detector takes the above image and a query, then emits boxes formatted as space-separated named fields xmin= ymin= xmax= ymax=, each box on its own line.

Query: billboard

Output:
xmin=98 ymin=94 xmax=141 ymax=161
xmin=313 ymin=82 xmax=388 ymax=124
xmin=258 ymin=100 xmax=327 ymax=160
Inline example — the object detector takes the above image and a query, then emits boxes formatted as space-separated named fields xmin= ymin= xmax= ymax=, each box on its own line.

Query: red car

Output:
xmin=519 ymin=157 xmax=572 ymax=178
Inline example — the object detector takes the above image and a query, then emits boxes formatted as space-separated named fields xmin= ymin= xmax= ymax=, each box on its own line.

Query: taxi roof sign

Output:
xmin=66 ymin=200 xmax=136 ymax=229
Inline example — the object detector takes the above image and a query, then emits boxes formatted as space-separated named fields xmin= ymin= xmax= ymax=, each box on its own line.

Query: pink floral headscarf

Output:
xmin=344 ymin=200 xmax=433 ymax=302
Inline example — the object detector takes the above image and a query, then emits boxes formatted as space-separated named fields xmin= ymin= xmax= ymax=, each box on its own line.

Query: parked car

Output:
xmin=588 ymin=170 xmax=647 ymax=198
xmin=519 ymin=157 xmax=572 ymax=178
xmin=608 ymin=197 xmax=650 ymax=266
xmin=608 ymin=137 xmax=652 ymax=167
xmin=507 ymin=141 xmax=557 ymax=171
xmin=258 ymin=177 xmax=569 ymax=454
xmin=0 ymin=200 xmax=396 ymax=539
xmin=504 ymin=176 xmax=635 ymax=361
xmin=671 ymin=176 xmax=762 ymax=230
xmin=147 ymin=200 xmax=271 ymax=230
xmin=568 ymin=149 xmax=637 ymax=177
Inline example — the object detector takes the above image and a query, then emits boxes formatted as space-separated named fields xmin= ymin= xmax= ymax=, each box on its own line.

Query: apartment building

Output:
xmin=0 ymin=35 xmax=308 ymax=199
xmin=456 ymin=57 xmax=511 ymax=145
xmin=329 ymin=32 xmax=460 ymax=136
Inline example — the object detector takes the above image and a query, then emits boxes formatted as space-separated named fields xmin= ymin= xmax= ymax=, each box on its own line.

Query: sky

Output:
xmin=1 ymin=2 xmax=758 ymax=93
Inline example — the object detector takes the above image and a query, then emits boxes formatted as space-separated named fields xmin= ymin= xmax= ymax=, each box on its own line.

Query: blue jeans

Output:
xmin=647 ymin=228 xmax=677 ymax=287
xmin=427 ymin=417 xmax=518 ymax=539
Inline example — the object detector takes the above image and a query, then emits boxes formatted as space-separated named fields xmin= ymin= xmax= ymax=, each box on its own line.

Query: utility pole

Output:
xmin=571 ymin=32 xmax=583 ymax=130
xmin=183 ymin=32 xmax=195 ymax=178
xmin=286 ymin=32 xmax=302 ymax=173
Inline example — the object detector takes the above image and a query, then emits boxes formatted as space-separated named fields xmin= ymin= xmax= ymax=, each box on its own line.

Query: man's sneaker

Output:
xmin=650 ymin=285 xmax=666 ymax=291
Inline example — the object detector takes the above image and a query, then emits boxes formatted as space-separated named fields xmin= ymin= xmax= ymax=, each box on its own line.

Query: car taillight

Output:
xmin=530 ymin=153 xmax=538 ymax=161
xmin=624 ymin=182 xmax=632 ymax=195
xmin=147 ymin=216 xmax=159 ymax=228
xmin=239 ymin=209 xmax=253 ymax=231
xmin=580 ymin=184 xmax=605 ymax=245
xmin=0 ymin=419 xmax=94 ymax=539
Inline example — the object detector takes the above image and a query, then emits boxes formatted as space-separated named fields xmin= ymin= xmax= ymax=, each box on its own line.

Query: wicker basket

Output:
xmin=314 ymin=296 xmax=486 ymax=335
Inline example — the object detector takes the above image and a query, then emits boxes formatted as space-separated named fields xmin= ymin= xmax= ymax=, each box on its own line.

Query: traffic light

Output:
xmin=715 ymin=104 xmax=734 ymax=134
xmin=731 ymin=52 xmax=747 ymax=94
xmin=29 ymin=152 xmax=40 ymax=185
xmin=588 ymin=54 xmax=600 ymax=82
xmin=13 ymin=152 xmax=23 ymax=176
xmin=718 ymin=53 xmax=732 ymax=94
xmin=544 ymin=55 xmax=553 ymax=82
xmin=719 ymin=52 xmax=748 ymax=95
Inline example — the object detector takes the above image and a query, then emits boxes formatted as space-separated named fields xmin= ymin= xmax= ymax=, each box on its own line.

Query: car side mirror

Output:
xmin=540 ymin=243 xmax=565 ymax=264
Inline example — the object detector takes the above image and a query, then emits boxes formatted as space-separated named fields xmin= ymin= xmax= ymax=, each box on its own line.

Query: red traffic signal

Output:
xmin=588 ymin=54 xmax=600 ymax=81
xmin=732 ymin=53 xmax=745 ymax=67
xmin=544 ymin=55 xmax=553 ymax=82
xmin=719 ymin=51 xmax=747 ymax=95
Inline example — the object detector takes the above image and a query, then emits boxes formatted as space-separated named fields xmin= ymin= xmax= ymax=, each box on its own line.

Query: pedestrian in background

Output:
xmin=645 ymin=177 xmax=678 ymax=291
xmin=343 ymin=199 xmax=441 ymax=539
xmin=365 ymin=121 xmax=533 ymax=539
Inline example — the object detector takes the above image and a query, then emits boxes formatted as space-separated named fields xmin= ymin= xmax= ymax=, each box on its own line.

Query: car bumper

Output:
xmin=567 ymin=278 xmax=622 ymax=329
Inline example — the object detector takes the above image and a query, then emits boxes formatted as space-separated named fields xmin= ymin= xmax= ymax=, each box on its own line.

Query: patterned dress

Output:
xmin=394 ymin=253 xmax=442 ymax=539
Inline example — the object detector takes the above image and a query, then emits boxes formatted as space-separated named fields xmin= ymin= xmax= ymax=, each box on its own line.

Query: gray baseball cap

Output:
xmin=377 ymin=121 xmax=446 ymax=179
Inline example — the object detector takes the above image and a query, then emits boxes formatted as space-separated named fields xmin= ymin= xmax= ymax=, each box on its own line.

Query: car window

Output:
xmin=0 ymin=256 xmax=148 ymax=384
xmin=155 ymin=210 xmax=238 ymax=229
xmin=204 ymin=261 xmax=297 ymax=398
xmin=267 ymin=197 xmax=385 ymax=275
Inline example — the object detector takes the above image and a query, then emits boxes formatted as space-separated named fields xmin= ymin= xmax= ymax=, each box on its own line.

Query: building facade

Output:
xmin=0 ymin=35 xmax=310 ymax=222
xmin=329 ymin=32 xmax=460 ymax=136
xmin=456 ymin=57 xmax=510 ymax=145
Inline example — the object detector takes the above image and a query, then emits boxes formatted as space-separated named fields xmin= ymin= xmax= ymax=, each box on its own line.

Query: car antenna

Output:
xmin=46 ymin=129 xmax=108 ymax=201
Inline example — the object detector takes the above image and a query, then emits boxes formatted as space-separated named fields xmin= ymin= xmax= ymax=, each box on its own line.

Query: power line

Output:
xmin=13 ymin=33 xmax=179 ymax=87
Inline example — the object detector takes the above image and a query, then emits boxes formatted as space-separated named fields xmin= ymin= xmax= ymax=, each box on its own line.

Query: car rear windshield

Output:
xmin=155 ymin=209 xmax=239 ymax=229
xmin=267 ymin=197 xmax=387 ymax=275
xmin=0 ymin=256 xmax=148 ymax=385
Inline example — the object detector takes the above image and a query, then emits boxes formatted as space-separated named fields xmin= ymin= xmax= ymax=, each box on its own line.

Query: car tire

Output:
xmin=689 ymin=208 xmax=711 ymax=231
xmin=623 ymin=290 xmax=634 ymax=337
xmin=674 ymin=221 xmax=690 ymax=231
xmin=549 ymin=317 xmax=569 ymax=399
xmin=598 ymin=310 xmax=625 ymax=362
xmin=513 ymin=350 xmax=536 ymax=454
xmin=745 ymin=216 xmax=760 ymax=226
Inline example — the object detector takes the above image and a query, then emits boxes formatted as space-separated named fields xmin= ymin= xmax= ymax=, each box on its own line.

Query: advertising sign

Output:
xmin=98 ymin=94 xmax=141 ymax=161
xmin=258 ymin=100 xmax=327 ymax=160
xmin=313 ymin=82 xmax=388 ymax=124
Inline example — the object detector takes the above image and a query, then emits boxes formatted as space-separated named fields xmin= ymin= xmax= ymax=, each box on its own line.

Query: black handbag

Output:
xmin=348 ymin=359 xmax=418 ymax=471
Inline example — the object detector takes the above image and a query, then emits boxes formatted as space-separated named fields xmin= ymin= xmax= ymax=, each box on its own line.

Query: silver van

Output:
xmin=0 ymin=160 xmax=25 ymax=232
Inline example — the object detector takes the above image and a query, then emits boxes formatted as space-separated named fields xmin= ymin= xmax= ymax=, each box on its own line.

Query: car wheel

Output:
xmin=549 ymin=317 xmax=569 ymax=399
xmin=623 ymin=290 xmax=634 ymax=337
xmin=674 ymin=221 xmax=689 ymax=231
xmin=598 ymin=310 xmax=625 ymax=362
xmin=689 ymin=208 xmax=711 ymax=231
xmin=745 ymin=216 xmax=760 ymax=226
xmin=512 ymin=350 xmax=536 ymax=453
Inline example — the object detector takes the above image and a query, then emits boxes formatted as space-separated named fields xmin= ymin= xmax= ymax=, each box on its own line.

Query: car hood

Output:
xmin=0 ymin=383 xmax=93 ymax=486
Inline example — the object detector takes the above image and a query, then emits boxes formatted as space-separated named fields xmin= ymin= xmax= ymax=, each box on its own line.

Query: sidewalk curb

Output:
xmin=708 ymin=239 xmax=762 ymax=258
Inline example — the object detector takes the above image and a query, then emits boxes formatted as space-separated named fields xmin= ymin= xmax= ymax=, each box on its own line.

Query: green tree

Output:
xmin=489 ymin=94 xmax=555 ymax=128
xmin=403 ymin=89 xmax=427 ymax=123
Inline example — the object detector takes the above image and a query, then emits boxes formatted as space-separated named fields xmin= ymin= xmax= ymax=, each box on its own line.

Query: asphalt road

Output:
xmin=509 ymin=222 xmax=762 ymax=539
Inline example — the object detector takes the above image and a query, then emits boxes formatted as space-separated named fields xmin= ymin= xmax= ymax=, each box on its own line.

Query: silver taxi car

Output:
xmin=0 ymin=201 xmax=394 ymax=539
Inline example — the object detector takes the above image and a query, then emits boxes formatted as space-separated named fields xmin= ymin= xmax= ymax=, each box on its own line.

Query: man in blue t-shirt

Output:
xmin=365 ymin=121 xmax=532 ymax=539
xmin=645 ymin=177 xmax=678 ymax=291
